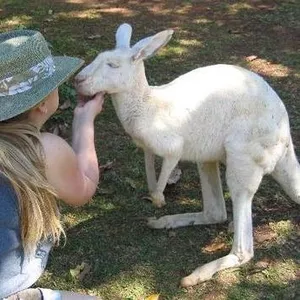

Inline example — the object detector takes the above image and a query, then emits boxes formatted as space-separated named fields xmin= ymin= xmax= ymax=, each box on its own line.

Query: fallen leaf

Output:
xmin=97 ymin=188 xmax=114 ymax=195
xmin=254 ymin=258 xmax=271 ymax=269
xmin=142 ymin=196 xmax=152 ymax=202
xmin=70 ymin=265 xmax=81 ymax=278
xmin=58 ymin=123 xmax=69 ymax=137
xmin=78 ymin=263 xmax=91 ymax=281
xmin=70 ymin=262 xmax=91 ymax=281
xmin=246 ymin=55 xmax=258 ymax=62
xmin=87 ymin=34 xmax=102 ymax=40
xmin=228 ymin=29 xmax=242 ymax=34
xmin=125 ymin=177 xmax=137 ymax=189
xmin=52 ymin=124 xmax=59 ymax=135
xmin=59 ymin=99 xmax=71 ymax=110
xmin=167 ymin=167 xmax=182 ymax=185
xmin=99 ymin=161 xmax=114 ymax=172
xmin=228 ymin=221 xmax=234 ymax=233
xmin=254 ymin=226 xmax=277 ymax=243
xmin=168 ymin=230 xmax=176 ymax=238
xmin=203 ymin=242 xmax=226 ymax=253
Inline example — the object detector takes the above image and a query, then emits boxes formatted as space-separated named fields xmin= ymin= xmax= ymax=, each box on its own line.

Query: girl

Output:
xmin=0 ymin=30 xmax=102 ymax=299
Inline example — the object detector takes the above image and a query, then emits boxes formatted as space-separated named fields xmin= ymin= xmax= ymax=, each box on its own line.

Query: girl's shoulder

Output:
xmin=39 ymin=132 xmax=75 ymax=168
xmin=39 ymin=132 xmax=92 ymax=206
xmin=40 ymin=132 xmax=70 ymax=151
xmin=39 ymin=132 xmax=75 ymax=174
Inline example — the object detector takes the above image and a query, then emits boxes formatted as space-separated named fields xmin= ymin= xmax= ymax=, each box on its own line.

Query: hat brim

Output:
xmin=0 ymin=56 xmax=84 ymax=121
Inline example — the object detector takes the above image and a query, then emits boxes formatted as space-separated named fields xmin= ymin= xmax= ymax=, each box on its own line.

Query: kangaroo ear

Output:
xmin=131 ymin=29 xmax=174 ymax=62
xmin=115 ymin=23 xmax=132 ymax=49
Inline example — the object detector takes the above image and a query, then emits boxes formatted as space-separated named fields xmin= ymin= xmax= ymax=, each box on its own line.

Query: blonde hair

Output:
xmin=0 ymin=114 xmax=64 ymax=251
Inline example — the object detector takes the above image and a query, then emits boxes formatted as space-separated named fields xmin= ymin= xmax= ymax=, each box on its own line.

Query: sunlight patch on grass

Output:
xmin=177 ymin=197 xmax=199 ymax=206
xmin=176 ymin=4 xmax=192 ymax=14
xmin=179 ymin=39 xmax=203 ymax=47
xmin=56 ymin=9 xmax=100 ymax=20
xmin=226 ymin=3 xmax=253 ymax=15
xmin=216 ymin=269 xmax=240 ymax=286
xmin=269 ymin=220 xmax=295 ymax=239
xmin=193 ymin=18 xmax=211 ymax=24
xmin=99 ymin=7 xmax=136 ymax=17
xmin=160 ymin=44 xmax=187 ymax=56
xmin=246 ymin=58 xmax=290 ymax=78
xmin=146 ymin=4 xmax=172 ymax=15
xmin=98 ymin=201 xmax=117 ymax=211
xmin=103 ymin=266 xmax=156 ymax=300
xmin=63 ymin=0 xmax=89 ymax=3
xmin=0 ymin=15 xmax=32 ymax=30
xmin=253 ymin=260 xmax=298 ymax=284
xmin=63 ymin=212 xmax=95 ymax=228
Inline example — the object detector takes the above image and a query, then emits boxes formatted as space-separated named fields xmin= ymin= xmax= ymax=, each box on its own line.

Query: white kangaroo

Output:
xmin=75 ymin=23 xmax=300 ymax=287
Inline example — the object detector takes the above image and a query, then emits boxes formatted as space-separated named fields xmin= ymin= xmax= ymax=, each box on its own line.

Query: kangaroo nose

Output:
xmin=74 ymin=74 xmax=87 ymax=85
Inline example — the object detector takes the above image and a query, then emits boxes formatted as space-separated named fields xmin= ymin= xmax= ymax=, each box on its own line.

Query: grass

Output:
xmin=1 ymin=0 xmax=300 ymax=299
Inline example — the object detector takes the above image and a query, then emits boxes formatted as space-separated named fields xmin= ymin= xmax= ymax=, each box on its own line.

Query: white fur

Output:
xmin=75 ymin=24 xmax=300 ymax=287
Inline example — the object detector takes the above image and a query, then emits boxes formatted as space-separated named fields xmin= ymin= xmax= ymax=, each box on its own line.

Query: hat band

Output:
xmin=0 ymin=56 xmax=55 ymax=97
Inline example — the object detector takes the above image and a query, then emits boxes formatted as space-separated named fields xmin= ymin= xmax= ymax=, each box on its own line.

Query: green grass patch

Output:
xmin=1 ymin=0 xmax=300 ymax=299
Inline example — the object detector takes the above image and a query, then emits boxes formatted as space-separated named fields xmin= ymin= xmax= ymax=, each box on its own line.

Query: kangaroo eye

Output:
xmin=107 ymin=62 xmax=119 ymax=68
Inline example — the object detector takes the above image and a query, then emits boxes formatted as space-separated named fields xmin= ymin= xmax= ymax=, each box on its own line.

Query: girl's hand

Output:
xmin=74 ymin=92 xmax=105 ymax=120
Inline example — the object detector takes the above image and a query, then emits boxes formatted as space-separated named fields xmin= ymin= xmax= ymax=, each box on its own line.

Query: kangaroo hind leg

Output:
xmin=181 ymin=147 xmax=263 ymax=287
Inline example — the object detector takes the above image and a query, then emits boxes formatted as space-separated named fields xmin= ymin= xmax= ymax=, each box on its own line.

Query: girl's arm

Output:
xmin=41 ymin=93 xmax=104 ymax=206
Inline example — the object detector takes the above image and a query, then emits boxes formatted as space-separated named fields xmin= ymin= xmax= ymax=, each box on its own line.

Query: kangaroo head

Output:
xmin=75 ymin=23 xmax=173 ymax=96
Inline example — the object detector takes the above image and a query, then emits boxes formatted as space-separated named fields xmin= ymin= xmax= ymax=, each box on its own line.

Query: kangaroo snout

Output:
xmin=74 ymin=73 xmax=94 ymax=96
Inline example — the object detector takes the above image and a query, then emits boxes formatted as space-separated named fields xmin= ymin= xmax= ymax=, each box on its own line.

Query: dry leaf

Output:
xmin=87 ymin=34 xmax=102 ymax=40
xmin=59 ymin=99 xmax=71 ymax=110
xmin=58 ymin=123 xmax=68 ymax=137
xmin=99 ymin=161 xmax=114 ymax=172
xmin=254 ymin=228 xmax=277 ymax=243
xmin=78 ymin=263 xmax=91 ymax=281
xmin=228 ymin=29 xmax=242 ymax=34
xmin=52 ymin=124 xmax=59 ymax=135
xmin=254 ymin=259 xmax=271 ymax=269
xmin=70 ymin=262 xmax=91 ymax=281
xmin=145 ymin=294 xmax=160 ymax=300
xmin=70 ymin=265 xmax=81 ymax=278
xmin=203 ymin=242 xmax=226 ymax=253
xmin=246 ymin=55 xmax=258 ymax=62
xmin=142 ymin=196 xmax=152 ymax=202
xmin=228 ymin=221 xmax=234 ymax=233
xmin=167 ymin=167 xmax=182 ymax=185
xmin=97 ymin=188 xmax=114 ymax=195
xmin=254 ymin=224 xmax=278 ymax=244
xmin=125 ymin=177 xmax=137 ymax=189
xmin=168 ymin=230 xmax=176 ymax=238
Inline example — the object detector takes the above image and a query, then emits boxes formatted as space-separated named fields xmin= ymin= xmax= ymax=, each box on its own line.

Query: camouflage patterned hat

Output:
xmin=0 ymin=30 xmax=84 ymax=121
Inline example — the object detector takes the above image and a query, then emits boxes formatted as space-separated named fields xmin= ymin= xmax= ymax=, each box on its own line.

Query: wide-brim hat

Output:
xmin=0 ymin=30 xmax=84 ymax=121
